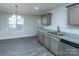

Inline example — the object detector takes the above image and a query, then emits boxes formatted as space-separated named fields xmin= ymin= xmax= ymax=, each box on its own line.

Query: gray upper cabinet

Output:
xmin=41 ymin=13 xmax=52 ymax=26
xmin=67 ymin=3 xmax=79 ymax=25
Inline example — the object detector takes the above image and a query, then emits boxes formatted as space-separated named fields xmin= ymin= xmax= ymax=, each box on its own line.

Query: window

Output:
xmin=9 ymin=15 xmax=24 ymax=31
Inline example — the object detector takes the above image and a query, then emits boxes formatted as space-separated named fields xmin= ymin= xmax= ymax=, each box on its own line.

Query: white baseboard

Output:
xmin=0 ymin=34 xmax=37 ymax=40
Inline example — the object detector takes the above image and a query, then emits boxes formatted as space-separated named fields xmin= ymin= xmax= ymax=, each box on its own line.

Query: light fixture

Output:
xmin=11 ymin=5 xmax=23 ymax=21
xmin=35 ymin=7 xmax=39 ymax=10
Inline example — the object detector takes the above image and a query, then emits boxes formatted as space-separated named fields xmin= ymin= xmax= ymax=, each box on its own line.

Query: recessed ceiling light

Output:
xmin=35 ymin=7 xmax=39 ymax=10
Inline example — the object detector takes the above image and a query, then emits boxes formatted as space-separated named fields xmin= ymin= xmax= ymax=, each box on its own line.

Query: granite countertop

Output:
xmin=43 ymin=28 xmax=79 ymax=45
xmin=49 ymin=33 xmax=79 ymax=45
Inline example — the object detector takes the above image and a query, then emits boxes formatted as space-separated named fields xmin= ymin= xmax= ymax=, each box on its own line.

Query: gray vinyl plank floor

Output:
xmin=0 ymin=36 xmax=54 ymax=56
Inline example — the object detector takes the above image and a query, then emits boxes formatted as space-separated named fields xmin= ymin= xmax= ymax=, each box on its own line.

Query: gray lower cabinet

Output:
xmin=37 ymin=31 xmax=79 ymax=56
xmin=50 ymin=35 xmax=61 ymax=55
xmin=43 ymin=33 xmax=50 ymax=49
xmin=37 ymin=31 xmax=44 ymax=44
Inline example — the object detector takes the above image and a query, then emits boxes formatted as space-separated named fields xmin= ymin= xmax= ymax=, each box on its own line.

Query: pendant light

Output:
xmin=11 ymin=5 xmax=23 ymax=22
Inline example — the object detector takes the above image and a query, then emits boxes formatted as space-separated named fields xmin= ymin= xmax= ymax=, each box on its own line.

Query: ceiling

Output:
xmin=0 ymin=3 xmax=66 ymax=15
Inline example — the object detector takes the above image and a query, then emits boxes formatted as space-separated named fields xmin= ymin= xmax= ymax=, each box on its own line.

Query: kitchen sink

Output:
xmin=48 ymin=31 xmax=64 ymax=36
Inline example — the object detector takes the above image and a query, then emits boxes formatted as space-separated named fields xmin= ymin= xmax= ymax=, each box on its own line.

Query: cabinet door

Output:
xmin=41 ymin=15 xmax=47 ymax=25
xmin=43 ymin=34 xmax=50 ymax=49
xmin=37 ymin=32 xmax=44 ymax=44
xmin=41 ymin=13 xmax=51 ymax=26
xmin=37 ymin=32 xmax=40 ymax=41
xmin=50 ymin=36 xmax=60 ymax=55
xmin=40 ymin=33 xmax=44 ymax=44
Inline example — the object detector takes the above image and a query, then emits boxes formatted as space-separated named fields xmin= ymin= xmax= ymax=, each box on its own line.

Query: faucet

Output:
xmin=57 ymin=26 xmax=60 ymax=32
xmin=56 ymin=26 xmax=60 ymax=35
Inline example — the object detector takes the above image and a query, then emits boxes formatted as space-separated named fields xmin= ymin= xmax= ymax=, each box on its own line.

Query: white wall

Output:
xmin=45 ymin=4 xmax=79 ymax=35
xmin=0 ymin=13 xmax=40 ymax=40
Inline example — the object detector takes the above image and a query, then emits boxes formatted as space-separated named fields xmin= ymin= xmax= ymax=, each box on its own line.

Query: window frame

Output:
xmin=8 ymin=15 xmax=24 ymax=31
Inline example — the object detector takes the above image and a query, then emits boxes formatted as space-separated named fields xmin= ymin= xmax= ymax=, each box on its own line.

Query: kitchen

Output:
xmin=37 ymin=3 xmax=79 ymax=56
xmin=0 ymin=3 xmax=79 ymax=56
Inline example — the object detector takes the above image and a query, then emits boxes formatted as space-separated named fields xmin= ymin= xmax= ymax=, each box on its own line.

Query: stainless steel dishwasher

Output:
xmin=59 ymin=39 xmax=79 ymax=56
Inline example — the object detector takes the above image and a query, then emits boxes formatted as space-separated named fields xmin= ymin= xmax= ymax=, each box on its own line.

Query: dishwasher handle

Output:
xmin=60 ymin=39 xmax=79 ymax=49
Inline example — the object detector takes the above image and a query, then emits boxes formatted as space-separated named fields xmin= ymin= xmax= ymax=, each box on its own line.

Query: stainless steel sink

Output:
xmin=48 ymin=31 xmax=64 ymax=36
